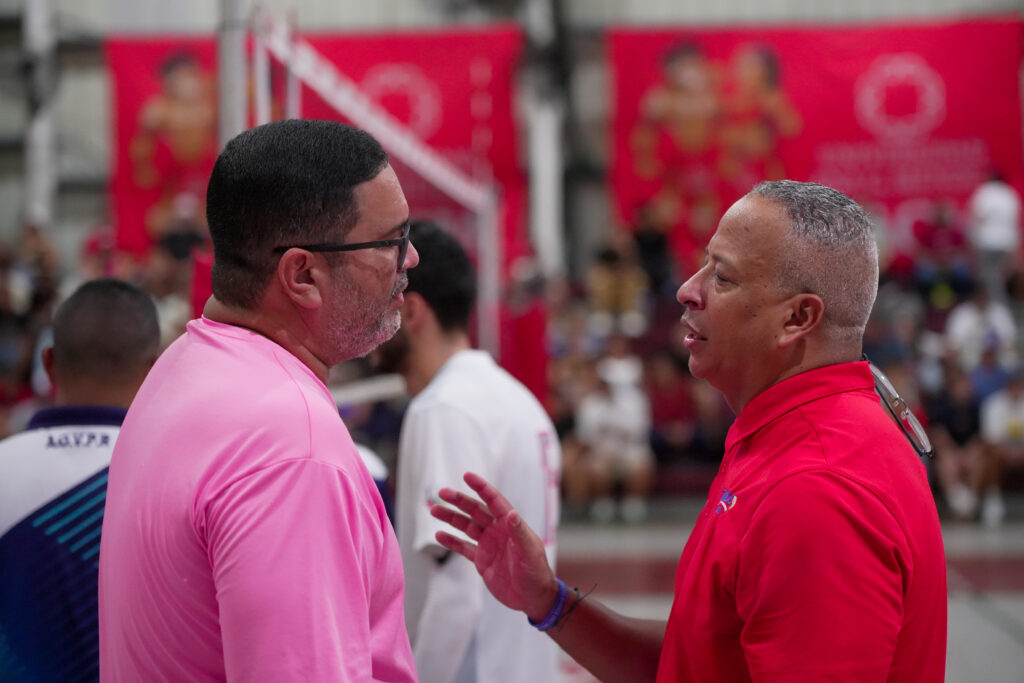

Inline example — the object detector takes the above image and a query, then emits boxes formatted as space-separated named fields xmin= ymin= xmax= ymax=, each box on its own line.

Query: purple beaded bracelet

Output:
xmin=527 ymin=578 xmax=568 ymax=632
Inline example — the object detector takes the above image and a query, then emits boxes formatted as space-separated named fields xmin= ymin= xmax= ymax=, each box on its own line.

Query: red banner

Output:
xmin=106 ymin=38 xmax=219 ymax=255
xmin=609 ymin=16 xmax=1024 ymax=275
xmin=105 ymin=26 xmax=526 ymax=264
xmin=106 ymin=29 xmax=548 ymax=399
xmin=302 ymin=26 xmax=527 ymax=270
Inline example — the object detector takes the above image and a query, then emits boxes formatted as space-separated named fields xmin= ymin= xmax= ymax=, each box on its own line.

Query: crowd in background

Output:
xmin=0 ymin=174 xmax=1020 ymax=526
xmin=541 ymin=172 xmax=1024 ymax=526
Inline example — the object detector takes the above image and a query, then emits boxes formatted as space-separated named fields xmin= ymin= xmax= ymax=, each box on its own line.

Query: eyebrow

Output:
xmin=705 ymin=247 xmax=736 ymax=270
xmin=379 ymin=219 xmax=409 ymax=240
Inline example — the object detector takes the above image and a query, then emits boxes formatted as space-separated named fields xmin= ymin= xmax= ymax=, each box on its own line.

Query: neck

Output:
xmin=728 ymin=340 xmax=861 ymax=415
xmin=203 ymin=296 xmax=331 ymax=384
xmin=54 ymin=382 xmax=139 ymax=410
xmin=403 ymin=329 xmax=472 ymax=397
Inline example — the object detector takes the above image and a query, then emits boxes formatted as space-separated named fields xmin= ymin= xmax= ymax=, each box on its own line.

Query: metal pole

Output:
xmin=254 ymin=29 xmax=271 ymax=125
xmin=23 ymin=0 xmax=56 ymax=230
xmin=285 ymin=9 xmax=301 ymax=119
xmin=219 ymin=0 xmax=248 ymax=146
xmin=477 ymin=191 xmax=502 ymax=362
xmin=527 ymin=92 xmax=565 ymax=281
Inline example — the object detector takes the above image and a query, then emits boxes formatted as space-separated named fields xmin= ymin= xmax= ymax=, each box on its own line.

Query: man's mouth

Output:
xmin=391 ymin=276 xmax=408 ymax=300
xmin=682 ymin=320 xmax=706 ymax=343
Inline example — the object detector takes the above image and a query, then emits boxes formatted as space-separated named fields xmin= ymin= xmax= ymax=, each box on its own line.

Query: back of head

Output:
xmin=405 ymin=220 xmax=477 ymax=332
xmin=51 ymin=278 xmax=160 ymax=392
xmin=748 ymin=180 xmax=879 ymax=348
xmin=206 ymin=119 xmax=389 ymax=309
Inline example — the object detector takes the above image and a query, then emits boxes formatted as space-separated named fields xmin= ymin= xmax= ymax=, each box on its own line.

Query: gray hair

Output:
xmin=747 ymin=180 xmax=879 ymax=347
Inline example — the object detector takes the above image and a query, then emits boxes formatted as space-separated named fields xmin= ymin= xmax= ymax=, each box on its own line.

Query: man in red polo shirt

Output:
xmin=431 ymin=180 xmax=947 ymax=682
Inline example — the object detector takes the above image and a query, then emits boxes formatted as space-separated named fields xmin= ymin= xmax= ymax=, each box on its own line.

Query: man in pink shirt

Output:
xmin=98 ymin=119 xmax=419 ymax=681
xmin=431 ymin=181 xmax=947 ymax=682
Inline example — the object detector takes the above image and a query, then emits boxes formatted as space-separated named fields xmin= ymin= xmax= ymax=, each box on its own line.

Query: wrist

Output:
xmin=525 ymin=578 xmax=561 ymax=623
xmin=527 ymin=578 xmax=568 ymax=631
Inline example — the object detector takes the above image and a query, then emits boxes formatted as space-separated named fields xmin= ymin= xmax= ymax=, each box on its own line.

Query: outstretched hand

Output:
xmin=430 ymin=472 xmax=559 ymax=622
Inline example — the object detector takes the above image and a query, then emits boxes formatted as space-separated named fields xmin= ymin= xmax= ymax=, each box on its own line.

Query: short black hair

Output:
xmin=206 ymin=119 xmax=389 ymax=308
xmin=51 ymin=278 xmax=160 ymax=384
xmin=405 ymin=220 xmax=476 ymax=332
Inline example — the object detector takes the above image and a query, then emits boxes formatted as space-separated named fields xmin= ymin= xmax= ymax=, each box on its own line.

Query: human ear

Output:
xmin=275 ymin=249 xmax=326 ymax=310
xmin=778 ymin=293 xmax=824 ymax=348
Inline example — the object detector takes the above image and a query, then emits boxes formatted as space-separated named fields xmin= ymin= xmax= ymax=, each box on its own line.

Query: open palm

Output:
xmin=430 ymin=472 xmax=558 ymax=618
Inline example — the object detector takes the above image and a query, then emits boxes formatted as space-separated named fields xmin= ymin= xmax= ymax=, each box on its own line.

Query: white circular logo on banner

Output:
xmin=361 ymin=64 xmax=443 ymax=140
xmin=855 ymin=53 xmax=946 ymax=143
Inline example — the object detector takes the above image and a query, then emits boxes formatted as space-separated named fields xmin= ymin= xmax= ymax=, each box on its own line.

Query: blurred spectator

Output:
xmin=862 ymin=314 xmax=910 ymax=369
xmin=585 ymin=231 xmax=650 ymax=338
xmin=944 ymin=280 xmax=1017 ymax=372
xmin=968 ymin=345 xmax=1014 ymax=404
xmin=645 ymin=347 xmax=697 ymax=465
xmin=142 ymin=236 xmax=196 ymax=347
xmin=596 ymin=330 xmax=644 ymax=387
xmin=632 ymin=202 xmax=678 ymax=303
xmin=1007 ymin=268 xmax=1024 ymax=364
xmin=911 ymin=200 xmax=973 ymax=313
xmin=927 ymin=368 xmax=985 ymax=520
xmin=567 ymin=358 xmax=654 ymax=524
xmin=967 ymin=170 xmax=1021 ymax=301
xmin=979 ymin=370 xmax=1024 ymax=527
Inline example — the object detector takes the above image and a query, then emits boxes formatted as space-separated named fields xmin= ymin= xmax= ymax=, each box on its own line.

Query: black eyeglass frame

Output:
xmin=272 ymin=222 xmax=411 ymax=270
xmin=863 ymin=355 xmax=934 ymax=459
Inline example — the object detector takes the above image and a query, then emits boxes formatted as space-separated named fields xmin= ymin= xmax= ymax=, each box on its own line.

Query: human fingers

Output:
xmin=429 ymin=501 xmax=485 ymax=542
xmin=435 ymin=530 xmax=478 ymax=562
xmin=437 ymin=487 xmax=495 ymax=528
xmin=463 ymin=472 xmax=516 ymax=519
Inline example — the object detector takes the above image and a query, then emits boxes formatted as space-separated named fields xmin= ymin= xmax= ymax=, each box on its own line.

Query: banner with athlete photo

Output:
xmin=105 ymin=26 xmax=525 ymax=262
xmin=608 ymin=16 xmax=1024 ymax=275
xmin=106 ymin=38 xmax=219 ymax=256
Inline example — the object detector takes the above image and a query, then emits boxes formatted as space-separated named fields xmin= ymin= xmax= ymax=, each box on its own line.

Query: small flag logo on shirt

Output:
xmin=715 ymin=489 xmax=738 ymax=514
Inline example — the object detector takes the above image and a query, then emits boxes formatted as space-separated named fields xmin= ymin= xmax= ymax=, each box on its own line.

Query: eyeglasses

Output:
xmin=863 ymin=355 xmax=934 ymax=459
xmin=273 ymin=222 xmax=411 ymax=271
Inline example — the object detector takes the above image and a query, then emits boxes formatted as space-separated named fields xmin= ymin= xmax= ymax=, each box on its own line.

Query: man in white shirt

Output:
xmin=944 ymin=281 xmax=1018 ymax=372
xmin=968 ymin=171 xmax=1021 ymax=300
xmin=979 ymin=370 xmax=1024 ymax=526
xmin=376 ymin=220 xmax=561 ymax=683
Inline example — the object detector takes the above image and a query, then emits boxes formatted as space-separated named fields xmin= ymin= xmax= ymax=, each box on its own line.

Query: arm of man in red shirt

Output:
xmin=431 ymin=472 xmax=666 ymax=683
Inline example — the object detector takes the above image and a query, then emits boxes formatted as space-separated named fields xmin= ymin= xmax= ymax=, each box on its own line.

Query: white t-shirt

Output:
xmin=969 ymin=180 xmax=1021 ymax=253
xmin=576 ymin=383 xmax=651 ymax=463
xmin=396 ymin=349 xmax=560 ymax=683
xmin=944 ymin=299 xmax=1018 ymax=370
xmin=981 ymin=388 xmax=1024 ymax=445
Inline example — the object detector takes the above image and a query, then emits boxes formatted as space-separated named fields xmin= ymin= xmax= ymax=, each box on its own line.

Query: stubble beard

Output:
xmin=328 ymin=274 xmax=407 ymax=363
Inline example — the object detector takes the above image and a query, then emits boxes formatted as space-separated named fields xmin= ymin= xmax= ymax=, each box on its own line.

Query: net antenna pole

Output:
xmin=477 ymin=189 xmax=502 ymax=362
xmin=23 ymin=0 xmax=56 ymax=231
xmin=218 ymin=0 xmax=248 ymax=146
xmin=284 ymin=9 xmax=301 ymax=119
xmin=253 ymin=8 xmax=271 ymax=126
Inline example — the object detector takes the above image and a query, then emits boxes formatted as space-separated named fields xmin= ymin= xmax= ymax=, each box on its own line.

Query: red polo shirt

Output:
xmin=657 ymin=362 xmax=946 ymax=682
